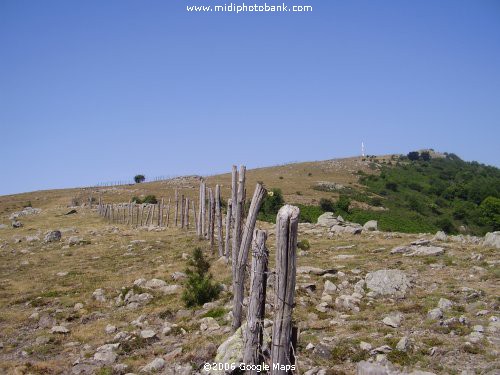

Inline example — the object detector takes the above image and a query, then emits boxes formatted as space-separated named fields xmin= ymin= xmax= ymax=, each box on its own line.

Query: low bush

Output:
xmin=182 ymin=248 xmax=221 ymax=307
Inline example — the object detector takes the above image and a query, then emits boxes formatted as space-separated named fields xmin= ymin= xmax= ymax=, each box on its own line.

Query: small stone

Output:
xmin=396 ymin=336 xmax=411 ymax=352
xmin=140 ymin=357 xmax=165 ymax=372
xmin=105 ymin=324 xmax=117 ymax=334
xmin=94 ymin=349 xmax=117 ymax=364
xmin=323 ymin=280 xmax=337 ymax=294
xmin=74 ymin=303 xmax=84 ymax=311
xmin=438 ymin=298 xmax=454 ymax=311
xmin=44 ymin=230 xmax=62 ymax=243
xmin=92 ymin=288 xmax=106 ymax=302
xmin=473 ymin=325 xmax=484 ymax=333
xmin=144 ymin=278 xmax=167 ymax=289
xmin=51 ymin=325 xmax=70 ymax=334
xmin=56 ymin=271 xmax=68 ymax=277
xmin=427 ymin=308 xmax=443 ymax=320
xmin=383 ymin=313 xmax=403 ymax=328
xmin=306 ymin=342 xmax=315 ymax=350
xmin=140 ymin=329 xmax=157 ymax=339
xmin=359 ymin=341 xmax=372 ymax=351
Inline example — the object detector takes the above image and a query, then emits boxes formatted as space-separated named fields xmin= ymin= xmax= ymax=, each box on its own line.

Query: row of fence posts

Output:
xmin=95 ymin=166 xmax=300 ymax=374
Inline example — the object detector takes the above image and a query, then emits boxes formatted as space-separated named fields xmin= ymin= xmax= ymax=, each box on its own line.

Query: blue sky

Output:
xmin=1 ymin=0 xmax=499 ymax=195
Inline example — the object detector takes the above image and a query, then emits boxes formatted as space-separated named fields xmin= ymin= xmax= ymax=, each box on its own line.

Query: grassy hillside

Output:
xmin=255 ymin=152 xmax=499 ymax=235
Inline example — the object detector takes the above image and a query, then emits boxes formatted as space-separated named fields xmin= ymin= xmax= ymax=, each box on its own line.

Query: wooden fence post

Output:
xmin=232 ymin=182 xmax=266 ymax=331
xmin=174 ymin=190 xmax=179 ymax=227
xmin=209 ymin=187 xmax=215 ymax=250
xmin=231 ymin=166 xmax=246 ymax=285
xmin=193 ymin=201 xmax=198 ymax=234
xmin=200 ymin=180 xmax=206 ymax=239
xmin=243 ymin=229 xmax=268 ymax=373
xmin=224 ymin=198 xmax=232 ymax=260
xmin=185 ymin=197 xmax=190 ymax=229
xmin=180 ymin=194 xmax=185 ymax=228
xmin=215 ymin=184 xmax=223 ymax=257
xmin=270 ymin=205 xmax=300 ymax=375
xmin=166 ymin=198 xmax=171 ymax=227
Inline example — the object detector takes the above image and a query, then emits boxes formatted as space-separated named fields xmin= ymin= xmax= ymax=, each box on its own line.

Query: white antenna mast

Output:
xmin=361 ymin=141 xmax=365 ymax=157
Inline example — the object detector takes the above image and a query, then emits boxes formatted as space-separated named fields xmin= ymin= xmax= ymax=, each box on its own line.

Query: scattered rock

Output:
xmin=483 ymin=231 xmax=500 ymax=249
xmin=365 ymin=269 xmax=411 ymax=298
xmin=44 ymin=230 xmax=62 ymax=242
xmin=67 ymin=236 xmax=89 ymax=246
xmin=171 ymin=271 xmax=187 ymax=281
xmin=140 ymin=329 xmax=157 ymax=339
xmin=437 ymin=298 xmax=454 ymax=311
xmin=11 ymin=220 xmax=23 ymax=228
xmin=363 ymin=220 xmax=378 ymax=231
xmin=433 ymin=231 xmax=447 ymax=242
xmin=317 ymin=212 xmax=338 ymax=227
xmin=92 ymin=288 xmax=106 ymax=302
xmin=396 ymin=336 xmax=411 ymax=352
xmin=297 ymin=266 xmax=336 ymax=276
xmin=74 ymin=303 xmax=84 ymax=311
xmin=427 ymin=308 xmax=443 ymax=320
xmin=140 ymin=357 xmax=165 ymax=372
xmin=144 ymin=278 xmax=167 ymax=289
xmin=323 ymin=280 xmax=337 ymax=294
xmin=335 ymin=294 xmax=361 ymax=312
xmin=360 ymin=341 xmax=372 ymax=351
xmin=105 ymin=324 xmax=117 ymax=334
xmin=200 ymin=317 xmax=220 ymax=332
xmin=9 ymin=207 xmax=41 ymax=220
xmin=51 ymin=325 xmax=70 ymax=334
xmin=382 ymin=312 xmax=403 ymax=328
xmin=94 ymin=343 xmax=119 ymax=364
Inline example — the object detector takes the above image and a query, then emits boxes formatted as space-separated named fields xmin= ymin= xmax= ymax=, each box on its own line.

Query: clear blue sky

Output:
xmin=1 ymin=0 xmax=499 ymax=196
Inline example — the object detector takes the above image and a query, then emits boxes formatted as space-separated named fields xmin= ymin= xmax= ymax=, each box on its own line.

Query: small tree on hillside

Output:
xmin=134 ymin=174 xmax=145 ymax=184
xmin=182 ymin=248 xmax=221 ymax=307
xmin=420 ymin=151 xmax=431 ymax=161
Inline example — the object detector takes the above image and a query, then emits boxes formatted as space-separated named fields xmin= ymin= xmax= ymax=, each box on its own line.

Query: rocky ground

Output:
xmin=0 ymin=204 xmax=499 ymax=375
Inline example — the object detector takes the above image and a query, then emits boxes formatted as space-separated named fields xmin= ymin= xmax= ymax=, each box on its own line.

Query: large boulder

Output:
xmin=363 ymin=220 xmax=378 ymax=231
xmin=317 ymin=212 xmax=338 ymax=227
xmin=483 ymin=232 xmax=500 ymax=249
xmin=365 ymin=269 xmax=411 ymax=298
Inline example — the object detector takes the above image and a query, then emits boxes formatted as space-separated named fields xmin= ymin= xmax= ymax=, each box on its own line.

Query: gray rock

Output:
xmin=171 ymin=271 xmax=187 ymax=281
xmin=0 ymin=224 xmax=7 ymax=229
xmin=160 ymin=285 xmax=181 ymax=295
xmin=140 ymin=329 xmax=157 ymax=339
xmin=363 ymin=220 xmax=378 ymax=231
xmin=330 ymin=224 xmax=363 ymax=235
xmin=483 ymin=231 xmax=500 ymax=249
xmin=427 ymin=308 xmax=443 ymax=320
xmin=396 ymin=336 xmax=411 ymax=352
xmin=356 ymin=361 xmax=388 ymax=375
xmin=51 ymin=325 xmax=70 ymax=334
xmin=365 ymin=269 xmax=411 ymax=298
xmin=323 ymin=280 xmax=337 ymax=294
xmin=382 ymin=312 xmax=403 ymax=328
xmin=9 ymin=207 xmax=41 ymax=220
xmin=141 ymin=357 xmax=165 ymax=372
xmin=317 ymin=212 xmax=338 ymax=227
xmin=67 ymin=236 xmax=88 ymax=246
xmin=360 ymin=341 xmax=372 ymax=351
xmin=144 ymin=278 xmax=167 ymax=289
xmin=44 ymin=230 xmax=62 ymax=242
xmin=11 ymin=220 xmax=23 ymax=228
xmin=200 ymin=317 xmax=220 ymax=332
xmin=437 ymin=298 xmax=454 ymax=311
xmin=94 ymin=344 xmax=118 ymax=364
xmin=92 ymin=288 xmax=106 ymax=302
xmin=297 ymin=266 xmax=336 ymax=276
xmin=335 ymin=294 xmax=361 ymax=312
xmin=433 ymin=231 xmax=447 ymax=241
xmin=105 ymin=324 xmax=117 ymax=334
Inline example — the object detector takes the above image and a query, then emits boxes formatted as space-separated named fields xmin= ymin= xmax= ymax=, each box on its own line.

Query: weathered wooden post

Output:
xmin=166 ymin=198 xmax=171 ymax=227
xmin=243 ymin=229 xmax=268 ymax=373
xmin=200 ymin=180 xmax=206 ymax=239
xmin=174 ymin=189 xmax=179 ymax=227
xmin=215 ymin=184 xmax=224 ymax=257
xmin=270 ymin=205 xmax=300 ymax=375
xmin=180 ymin=194 xmax=185 ymax=228
xmin=232 ymin=182 xmax=266 ymax=331
xmin=231 ymin=166 xmax=246 ymax=291
xmin=158 ymin=199 xmax=163 ymax=227
xmin=185 ymin=197 xmax=190 ymax=229
xmin=193 ymin=201 xmax=198 ymax=234
xmin=209 ymin=187 xmax=215 ymax=250
xmin=224 ymin=198 xmax=232 ymax=260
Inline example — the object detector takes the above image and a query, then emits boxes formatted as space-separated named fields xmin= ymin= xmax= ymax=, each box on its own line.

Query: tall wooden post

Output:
xmin=193 ymin=201 xmax=198 ymax=234
xmin=185 ymin=197 xmax=190 ymax=229
xmin=209 ymin=188 xmax=215 ymax=250
xmin=200 ymin=180 xmax=206 ymax=239
xmin=215 ymin=184 xmax=224 ymax=257
xmin=159 ymin=199 xmax=163 ymax=227
xmin=243 ymin=230 xmax=268 ymax=373
xmin=174 ymin=190 xmax=179 ymax=227
xmin=270 ymin=205 xmax=300 ymax=375
xmin=224 ymin=198 xmax=232 ymax=260
xmin=232 ymin=182 xmax=266 ymax=331
xmin=231 ymin=166 xmax=246 ymax=292
xmin=180 ymin=194 xmax=185 ymax=228
xmin=166 ymin=198 xmax=171 ymax=227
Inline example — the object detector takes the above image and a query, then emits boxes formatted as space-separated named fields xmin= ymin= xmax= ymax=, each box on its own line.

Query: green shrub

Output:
xmin=297 ymin=239 xmax=310 ymax=250
xmin=182 ymin=248 xmax=221 ymax=307
xmin=142 ymin=195 xmax=157 ymax=204
xmin=319 ymin=198 xmax=335 ymax=212
xmin=257 ymin=188 xmax=285 ymax=223
xmin=296 ymin=204 xmax=323 ymax=224
xmin=336 ymin=195 xmax=351 ymax=213
xmin=434 ymin=216 xmax=456 ymax=234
